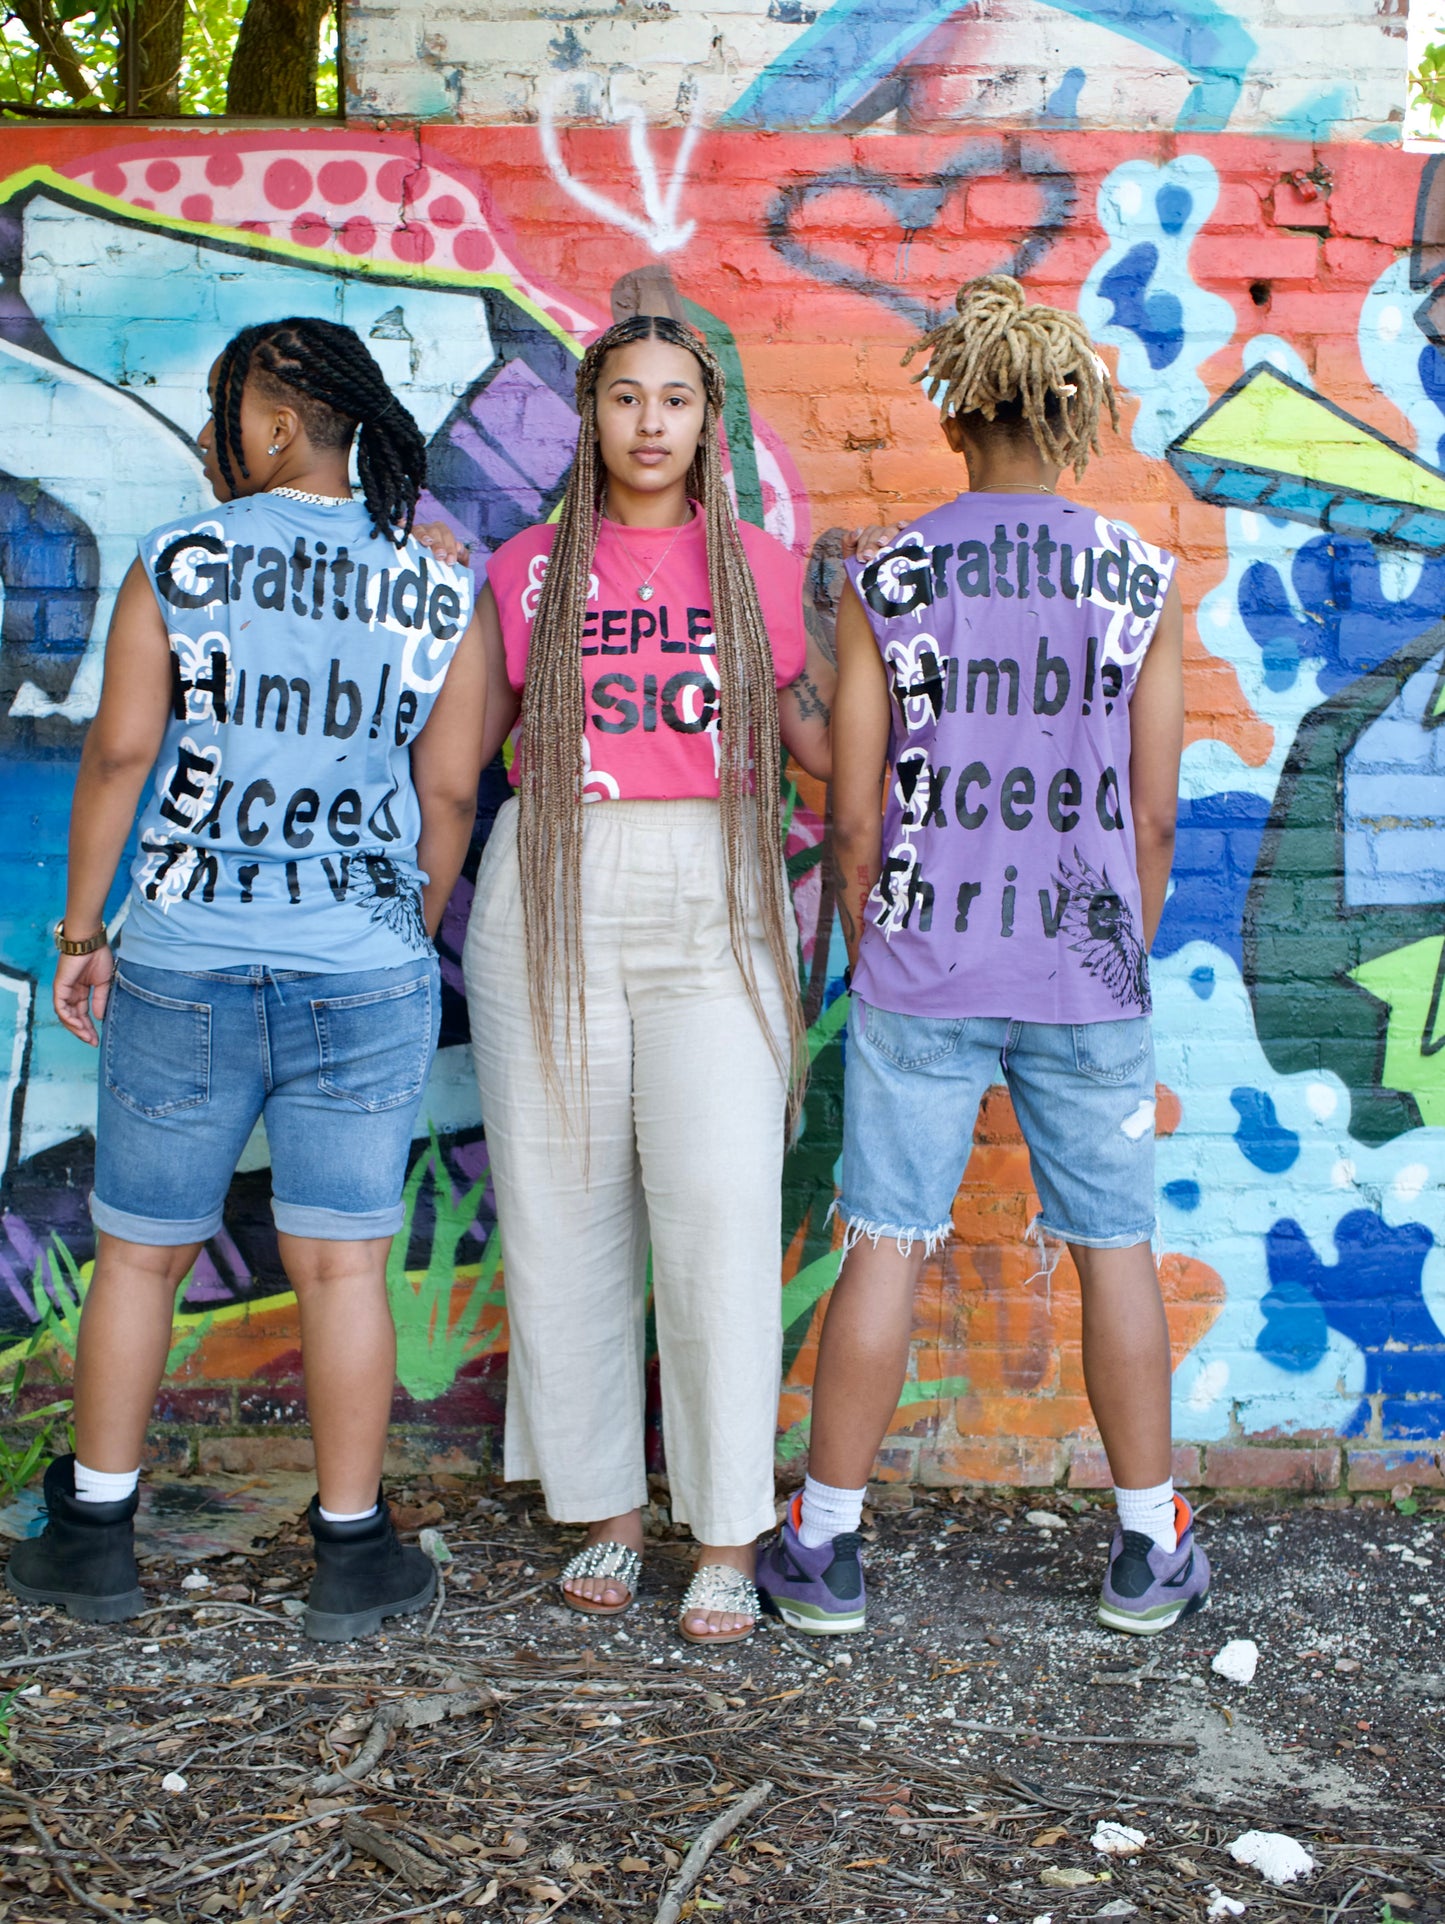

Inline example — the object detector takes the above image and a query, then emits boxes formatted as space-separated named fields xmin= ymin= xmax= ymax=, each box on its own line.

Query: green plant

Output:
xmin=0 ymin=1685 xmax=22 ymax=1759
xmin=1411 ymin=40 xmax=1445 ymax=136
xmin=387 ymin=1130 xmax=507 ymax=1401
xmin=0 ymin=1320 xmax=73 ymax=1505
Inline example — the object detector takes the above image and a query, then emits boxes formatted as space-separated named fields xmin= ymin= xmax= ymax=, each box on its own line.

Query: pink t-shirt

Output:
xmin=486 ymin=507 xmax=808 ymax=802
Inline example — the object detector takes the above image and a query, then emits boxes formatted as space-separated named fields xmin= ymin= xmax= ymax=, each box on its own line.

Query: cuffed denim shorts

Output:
xmin=838 ymin=998 xmax=1158 ymax=1254
xmin=92 ymin=956 xmax=440 ymax=1245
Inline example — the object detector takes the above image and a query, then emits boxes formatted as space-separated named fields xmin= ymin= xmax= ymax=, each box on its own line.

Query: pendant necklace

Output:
xmin=982 ymin=482 xmax=1056 ymax=494
xmin=601 ymin=508 xmax=691 ymax=602
xmin=271 ymin=485 xmax=352 ymax=506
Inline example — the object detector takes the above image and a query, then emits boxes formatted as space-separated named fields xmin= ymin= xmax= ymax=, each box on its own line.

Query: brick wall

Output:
xmin=1 ymin=0 xmax=1442 ymax=1496
xmin=344 ymin=0 xmax=1404 ymax=143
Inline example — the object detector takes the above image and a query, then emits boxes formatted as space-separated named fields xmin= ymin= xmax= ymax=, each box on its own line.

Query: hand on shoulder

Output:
xmin=413 ymin=520 xmax=472 ymax=566
xmin=845 ymin=523 xmax=905 ymax=562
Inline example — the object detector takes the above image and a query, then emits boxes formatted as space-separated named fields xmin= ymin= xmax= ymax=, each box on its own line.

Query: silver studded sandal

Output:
xmin=558 ymin=1540 xmax=642 ymax=1617
xmin=678 ymin=1564 xmax=760 ymax=1646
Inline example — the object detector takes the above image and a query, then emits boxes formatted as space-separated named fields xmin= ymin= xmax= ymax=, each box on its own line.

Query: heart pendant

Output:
xmin=637 ymin=584 xmax=654 ymax=601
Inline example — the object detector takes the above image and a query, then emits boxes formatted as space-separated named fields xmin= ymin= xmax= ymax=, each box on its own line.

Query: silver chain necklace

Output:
xmin=600 ymin=509 xmax=691 ymax=602
xmin=271 ymin=485 xmax=352 ymax=506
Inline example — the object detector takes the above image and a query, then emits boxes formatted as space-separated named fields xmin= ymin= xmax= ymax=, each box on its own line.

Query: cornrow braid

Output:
xmin=902 ymin=274 xmax=1119 ymax=475
xmin=517 ymin=313 xmax=807 ymax=1129
xmin=210 ymin=316 xmax=427 ymax=541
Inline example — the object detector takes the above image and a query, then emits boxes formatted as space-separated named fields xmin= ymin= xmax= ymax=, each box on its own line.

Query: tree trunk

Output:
xmin=226 ymin=0 xmax=331 ymax=117
xmin=120 ymin=0 xmax=186 ymax=115
xmin=9 ymin=0 xmax=96 ymax=104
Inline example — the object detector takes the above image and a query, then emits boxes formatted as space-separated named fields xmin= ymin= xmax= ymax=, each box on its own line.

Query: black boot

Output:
xmin=5 ymin=1455 xmax=145 ymax=1623
xmin=304 ymin=1493 xmax=436 ymax=1642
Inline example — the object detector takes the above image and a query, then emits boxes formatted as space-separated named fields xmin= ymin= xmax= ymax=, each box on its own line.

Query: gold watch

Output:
xmin=55 ymin=921 xmax=108 ymax=956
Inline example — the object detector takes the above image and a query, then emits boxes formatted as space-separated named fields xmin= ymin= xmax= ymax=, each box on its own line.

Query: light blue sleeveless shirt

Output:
xmin=121 ymin=492 xmax=474 ymax=974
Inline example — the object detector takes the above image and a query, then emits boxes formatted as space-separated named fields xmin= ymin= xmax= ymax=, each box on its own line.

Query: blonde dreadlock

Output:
xmin=902 ymin=274 xmax=1119 ymax=476
xmin=516 ymin=313 xmax=807 ymax=1128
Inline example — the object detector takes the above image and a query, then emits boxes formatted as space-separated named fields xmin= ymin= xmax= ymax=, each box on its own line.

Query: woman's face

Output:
xmin=593 ymin=339 xmax=707 ymax=500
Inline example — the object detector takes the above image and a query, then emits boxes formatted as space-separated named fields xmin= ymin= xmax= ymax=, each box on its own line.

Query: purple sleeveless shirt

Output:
xmin=844 ymin=493 xmax=1176 ymax=1024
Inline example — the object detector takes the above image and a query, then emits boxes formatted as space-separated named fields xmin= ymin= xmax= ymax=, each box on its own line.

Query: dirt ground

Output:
xmin=0 ymin=1475 xmax=1440 ymax=1922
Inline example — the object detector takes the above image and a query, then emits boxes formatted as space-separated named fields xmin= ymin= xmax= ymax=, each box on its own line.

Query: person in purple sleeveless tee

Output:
xmin=757 ymin=276 xmax=1210 ymax=1637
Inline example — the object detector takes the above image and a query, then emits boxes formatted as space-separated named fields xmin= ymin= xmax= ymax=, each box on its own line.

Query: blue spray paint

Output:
xmin=723 ymin=0 xmax=1254 ymax=132
xmin=1230 ymin=1087 xmax=1301 ymax=1173
xmin=1264 ymin=1211 xmax=1445 ymax=1436
xmin=1155 ymin=793 xmax=1272 ymax=966
xmin=1081 ymin=156 xmax=1235 ymax=459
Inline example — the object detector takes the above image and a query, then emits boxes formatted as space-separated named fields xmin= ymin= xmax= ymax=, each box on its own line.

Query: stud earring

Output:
xmin=267 ymin=443 xmax=281 ymax=456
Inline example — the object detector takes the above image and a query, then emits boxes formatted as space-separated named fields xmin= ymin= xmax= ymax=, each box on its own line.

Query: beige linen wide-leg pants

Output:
xmin=463 ymin=796 xmax=792 ymax=1546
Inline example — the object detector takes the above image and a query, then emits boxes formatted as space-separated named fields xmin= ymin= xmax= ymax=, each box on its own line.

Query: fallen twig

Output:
xmin=313 ymin=1702 xmax=402 ymax=1794
xmin=766 ymin=1624 xmax=836 ymax=1669
xmin=1089 ymin=1648 xmax=1163 ymax=1688
xmin=953 ymin=1721 xmax=1196 ymax=1750
xmin=1325 ymin=1878 xmax=1369 ymax=1924
xmin=0 ymin=1644 xmax=105 ymax=1672
xmin=341 ymin=1812 xmax=452 ymax=1890
xmin=311 ymin=1688 xmax=501 ymax=1794
xmin=446 ymin=1580 xmax=549 ymax=1619
xmin=0 ymin=1787 xmax=125 ymax=1921
xmin=147 ymin=1812 xmax=355 ymax=1893
xmin=654 ymin=1778 xmax=773 ymax=1924
xmin=261 ymin=1837 xmax=347 ymax=1913
xmin=364 ymin=1880 xmax=495 ymax=1924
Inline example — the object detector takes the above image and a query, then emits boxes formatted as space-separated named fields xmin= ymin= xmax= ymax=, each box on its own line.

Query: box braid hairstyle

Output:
xmin=903 ymin=274 xmax=1119 ymax=476
xmin=518 ymin=313 xmax=807 ymax=1126
xmin=209 ymin=316 xmax=427 ymax=541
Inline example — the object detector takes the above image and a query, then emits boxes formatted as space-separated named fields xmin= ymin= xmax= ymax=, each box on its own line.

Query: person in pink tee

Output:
xmin=486 ymin=482 xmax=808 ymax=805
xmin=424 ymin=313 xmax=832 ymax=1643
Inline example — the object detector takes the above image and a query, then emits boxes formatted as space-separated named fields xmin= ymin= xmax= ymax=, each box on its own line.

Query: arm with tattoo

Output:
xmin=779 ymin=625 xmax=838 ymax=781
xmin=829 ymin=581 xmax=891 ymax=973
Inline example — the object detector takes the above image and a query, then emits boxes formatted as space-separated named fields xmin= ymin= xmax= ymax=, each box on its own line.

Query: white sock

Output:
xmin=1114 ymin=1479 xmax=1178 ymax=1552
xmin=799 ymin=1474 xmax=866 ymax=1549
xmin=73 ymin=1462 xmax=139 ymax=1505
xmin=318 ymin=1501 xmax=380 ymax=1524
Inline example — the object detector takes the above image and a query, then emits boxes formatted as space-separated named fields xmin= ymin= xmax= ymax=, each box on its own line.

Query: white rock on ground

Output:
xmin=1211 ymin=1639 xmax=1260 ymax=1684
xmin=1091 ymin=1822 xmax=1147 ymax=1856
xmin=1206 ymin=1891 xmax=1247 ymax=1918
xmin=1226 ymin=1832 xmax=1315 ymax=1884
xmin=1025 ymin=1510 xmax=1068 ymax=1530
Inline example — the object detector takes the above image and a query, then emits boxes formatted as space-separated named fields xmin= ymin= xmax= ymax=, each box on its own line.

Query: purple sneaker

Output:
xmin=1097 ymin=1496 xmax=1211 ymax=1635
xmin=756 ymin=1494 xmax=867 ymax=1636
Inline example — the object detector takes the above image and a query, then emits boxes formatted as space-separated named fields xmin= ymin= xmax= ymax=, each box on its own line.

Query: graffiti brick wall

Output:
xmin=3 ymin=0 xmax=1443 ymax=1495
xmin=345 ymin=0 xmax=1404 ymax=142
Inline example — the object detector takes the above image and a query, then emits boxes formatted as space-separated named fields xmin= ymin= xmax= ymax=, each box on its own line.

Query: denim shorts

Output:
xmin=92 ymin=956 xmax=440 ymax=1245
xmin=838 ymin=998 xmax=1158 ymax=1253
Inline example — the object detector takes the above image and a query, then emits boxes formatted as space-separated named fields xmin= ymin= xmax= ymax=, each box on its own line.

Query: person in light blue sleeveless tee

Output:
xmin=756 ymin=277 xmax=1212 ymax=1643
xmin=7 ymin=318 xmax=487 ymax=1644
xmin=124 ymin=489 xmax=469 ymax=972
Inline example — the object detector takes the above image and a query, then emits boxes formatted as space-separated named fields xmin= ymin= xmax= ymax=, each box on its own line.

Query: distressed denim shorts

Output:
xmin=92 ymin=956 xmax=440 ymax=1245
xmin=838 ymin=998 xmax=1158 ymax=1254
